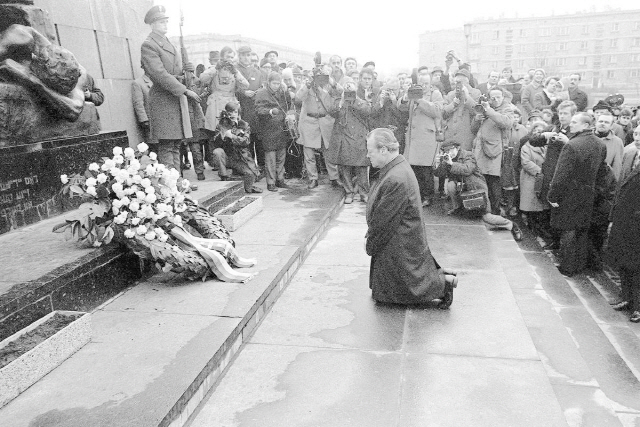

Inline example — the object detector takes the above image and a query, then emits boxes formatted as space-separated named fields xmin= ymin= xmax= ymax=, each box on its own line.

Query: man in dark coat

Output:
xmin=606 ymin=129 xmax=640 ymax=322
xmin=567 ymin=73 xmax=588 ymax=112
xmin=237 ymin=45 xmax=265 ymax=168
xmin=254 ymin=73 xmax=293 ymax=192
xmin=365 ymin=128 xmax=456 ymax=308
xmin=140 ymin=6 xmax=202 ymax=176
xmin=547 ymin=112 xmax=607 ymax=276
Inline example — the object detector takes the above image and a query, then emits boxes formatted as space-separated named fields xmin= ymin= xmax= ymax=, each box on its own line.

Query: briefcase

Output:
xmin=460 ymin=188 xmax=487 ymax=211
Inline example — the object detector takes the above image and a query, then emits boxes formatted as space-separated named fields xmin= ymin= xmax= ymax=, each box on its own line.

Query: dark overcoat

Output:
xmin=326 ymin=98 xmax=371 ymax=166
xmin=141 ymin=31 xmax=188 ymax=141
xmin=366 ymin=155 xmax=444 ymax=304
xmin=236 ymin=63 xmax=264 ymax=130
xmin=529 ymin=125 xmax=571 ymax=203
xmin=547 ymin=129 xmax=607 ymax=230
xmin=254 ymin=87 xmax=292 ymax=152
xmin=606 ymin=150 xmax=640 ymax=270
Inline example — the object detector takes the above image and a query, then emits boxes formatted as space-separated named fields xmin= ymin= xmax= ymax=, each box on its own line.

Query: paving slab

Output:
xmin=189 ymin=344 xmax=404 ymax=427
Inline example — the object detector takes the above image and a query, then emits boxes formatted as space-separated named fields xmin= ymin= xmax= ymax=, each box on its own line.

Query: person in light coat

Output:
xmin=295 ymin=64 xmax=343 ymax=189
xmin=398 ymin=71 xmax=443 ymax=206
xmin=519 ymin=136 xmax=550 ymax=235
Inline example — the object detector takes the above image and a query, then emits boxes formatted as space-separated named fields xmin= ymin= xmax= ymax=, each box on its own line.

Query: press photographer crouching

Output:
xmin=434 ymin=139 xmax=523 ymax=241
xmin=211 ymin=102 xmax=262 ymax=194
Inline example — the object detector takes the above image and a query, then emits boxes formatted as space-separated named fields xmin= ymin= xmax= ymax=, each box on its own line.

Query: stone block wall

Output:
xmin=33 ymin=0 xmax=153 ymax=146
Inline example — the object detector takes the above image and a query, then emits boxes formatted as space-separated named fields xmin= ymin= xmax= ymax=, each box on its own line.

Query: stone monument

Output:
xmin=0 ymin=0 xmax=127 ymax=234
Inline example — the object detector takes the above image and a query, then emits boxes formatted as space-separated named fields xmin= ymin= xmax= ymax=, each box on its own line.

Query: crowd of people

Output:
xmin=136 ymin=5 xmax=640 ymax=319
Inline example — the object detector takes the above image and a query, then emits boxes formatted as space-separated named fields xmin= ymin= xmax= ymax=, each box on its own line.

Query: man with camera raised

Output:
xmin=442 ymin=69 xmax=481 ymax=151
xmin=296 ymin=62 xmax=343 ymax=189
xmin=471 ymin=87 xmax=514 ymax=217
xmin=398 ymin=68 xmax=443 ymax=206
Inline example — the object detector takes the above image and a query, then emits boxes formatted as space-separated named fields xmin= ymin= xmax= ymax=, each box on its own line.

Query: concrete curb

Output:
xmin=161 ymin=194 xmax=345 ymax=427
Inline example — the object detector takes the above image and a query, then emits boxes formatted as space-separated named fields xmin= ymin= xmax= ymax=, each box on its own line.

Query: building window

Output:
xmin=632 ymin=54 xmax=640 ymax=62
xmin=636 ymin=22 xmax=640 ymax=30
xmin=556 ymin=58 xmax=566 ymax=66
xmin=518 ymin=60 xmax=525 ymax=69
xmin=582 ymin=25 xmax=589 ymax=35
xmin=559 ymin=27 xmax=570 ymax=36
xmin=607 ymin=70 xmax=615 ymax=79
xmin=580 ymin=41 xmax=588 ymax=49
xmin=541 ymin=28 xmax=551 ymax=36
xmin=610 ymin=39 xmax=618 ymax=48
xmin=610 ymin=55 xmax=617 ymax=64
xmin=491 ymin=61 xmax=498 ymax=69
xmin=493 ymin=30 xmax=500 ymax=40
xmin=471 ymin=33 xmax=480 ymax=43
xmin=579 ymin=56 xmax=588 ymax=66
xmin=634 ymin=38 xmax=640 ymax=47
xmin=492 ymin=46 xmax=499 ymax=54
xmin=539 ymin=43 xmax=549 ymax=51
xmin=520 ymin=29 xmax=526 ymax=37
xmin=612 ymin=23 xmax=619 ymax=32
xmin=540 ymin=58 xmax=549 ymax=67
xmin=631 ymin=70 xmax=640 ymax=77
xmin=519 ymin=44 xmax=526 ymax=53
xmin=558 ymin=42 xmax=567 ymax=51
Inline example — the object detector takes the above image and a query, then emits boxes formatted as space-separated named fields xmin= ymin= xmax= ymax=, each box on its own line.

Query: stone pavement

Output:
xmin=0 ymin=173 xmax=344 ymax=427
xmin=188 ymin=202 xmax=640 ymax=427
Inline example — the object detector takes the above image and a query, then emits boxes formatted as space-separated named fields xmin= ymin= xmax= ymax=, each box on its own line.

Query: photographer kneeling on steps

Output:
xmin=434 ymin=139 xmax=523 ymax=241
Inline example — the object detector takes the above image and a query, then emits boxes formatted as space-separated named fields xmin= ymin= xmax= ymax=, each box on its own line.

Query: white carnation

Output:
xmin=124 ymin=147 xmax=135 ymax=158
xmin=133 ymin=175 xmax=143 ymax=184
xmin=85 ymin=177 xmax=97 ymax=187
xmin=173 ymin=215 xmax=183 ymax=225
xmin=136 ymin=191 xmax=146 ymax=200
xmin=86 ymin=186 xmax=97 ymax=196
xmin=130 ymin=217 xmax=140 ymax=225
xmin=136 ymin=224 xmax=148 ymax=235
xmin=144 ymin=231 xmax=156 ymax=241
xmin=123 ymin=228 xmax=136 ymax=238
xmin=112 ymin=206 xmax=120 ymax=215
xmin=96 ymin=173 xmax=108 ymax=184
xmin=137 ymin=142 xmax=149 ymax=153
xmin=140 ymin=178 xmax=152 ymax=188
xmin=112 ymin=146 xmax=123 ymax=156
xmin=112 ymin=199 xmax=122 ymax=209
xmin=129 ymin=201 xmax=140 ymax=211
xmin=60 ymin=174 xmax=69 ymax=184
xmin=119 ymin=196 xmax=130 ymax=206
xmin=145 ymin=193 xmax=157 ymax=204
xmin=113 ymin=155 xmax=124 ymax=165
xmin=88 ymin=163 xmax=100 ymax=172
xmin=149 ymin=152 xmax=158 ymax=161
xmin=158 ymin=234 xmax=168 ymax=242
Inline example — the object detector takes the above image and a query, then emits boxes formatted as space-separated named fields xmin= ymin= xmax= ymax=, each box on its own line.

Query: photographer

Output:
xmin=471 ymin=87 xmax=514 ymax=216
xmin=255 ymin=73 xmax=294 ymax=192
xmin=398 ymin=69 xmax=444 ymax=206
xmin=434 ymin=140 xmax=522 ymax=240
xmin=200 ymin=59 xmax=250 ymax=132
xmin=326 ymin=76 xmax=372 ymax=204
xmin=211 ymin=102 xmax=262 ymax=194
xmin=442 ymin=69 xmax=481 ymax=151
xmin=296 ymin=63 xmax=344 ymax=189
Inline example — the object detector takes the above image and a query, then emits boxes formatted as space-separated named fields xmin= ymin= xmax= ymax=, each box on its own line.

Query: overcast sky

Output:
xmin=161 ymin=0 xmax=638 ymax=74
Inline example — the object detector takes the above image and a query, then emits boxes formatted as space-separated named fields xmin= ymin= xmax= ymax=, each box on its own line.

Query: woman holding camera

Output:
xmin=326 ymin=72 xmax=374 ymax=203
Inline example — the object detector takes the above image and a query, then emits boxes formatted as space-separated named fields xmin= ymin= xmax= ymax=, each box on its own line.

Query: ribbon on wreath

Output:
xmin=170 ymin=225 xmax=256 ymax=282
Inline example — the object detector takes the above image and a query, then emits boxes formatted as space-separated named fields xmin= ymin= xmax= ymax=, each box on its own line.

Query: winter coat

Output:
xmin=200 ymin=67 xmax=250 ymax=131
xmin=399 ymin=87 xmax=444 ymax=167
xmin=254 ymin=87 xmax=293 ymax=152
xmin=520 ymin=82 xmax=543 ymax=116
xmin=599 ymin=131 xmax=624 ymax=180
xmin=326 ymin=98 xmax=371 ymax=166
xmin=296 ymin=83 xmax=343 ymax=149
xmin=434 ymin=148 xmax=489 ymax=202
xmin=442 ymin=86 xmax=482 ymax=151
xmin=547 ymin=129 xmax=607 ymax=230
xmin=519 ymin=143 xmax=548 ymax=212
xmin=501 ymin=124 xmax=527 ymax=188
xmin=141 ymin=31 xmax=189 ymax=141
xmin=606 ymin=149 xmax=640 ymax=270
xmin=472 ymin=99 xmax=514 ymax=176
xmin=568 ymin=88 xmax=588 ymax=112
xmin=211 ymin=119 xmax=258 ymax=177
xmin=528 ymin=124 xmax=572 ymax=203
xmin=236 ymin=63 xmax=265 ymax=130
xmin=366 ymin=155 xmax=444 ymax=304
xmin=131 ymin=74 xmax=156 ymax=144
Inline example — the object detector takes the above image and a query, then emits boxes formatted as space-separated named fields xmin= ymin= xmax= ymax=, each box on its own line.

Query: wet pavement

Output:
xmin=188 ymin=202 xmax=640 ymax=427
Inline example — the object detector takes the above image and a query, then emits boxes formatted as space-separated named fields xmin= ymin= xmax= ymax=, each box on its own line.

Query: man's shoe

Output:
xmin=219 ymin=175 xmax=230 ymax=181
xmin=630 ymin=311 xmax=640 ymax=323
xmin=446 ymin=207 xmax=462 ymax=216
xmin=543 ymin=241 xmax=559 ymax=250
xmin=360 ymin=194 xmax=368 ymax=203
xmin=438 ymin=275 xmax=458 ymax=310
xmin=182 ymin=162 xmax=191 ymax=170
xmin=330 ymin=179 xmax=341 ymax=188
xmin=611 ymin=300 xmax=630 ymax=311
xmin=275 ymin=180 xmax=288 ymax=189
xmin=308 ymin=179 xmax=318 ymax=189
xmin=511 ymin=223 xmax=523 ymax=242
xmin=197 ymin=173 xmax=205 ymax=181
xmin=344 ymin=194 xmax=354 ymax=204
xmin=267 ymin=184 xmax=278 ymax=192
xmin=421 ymin=199 xmax=431 ymax=207
xmin=247 ymin=186 xmax=263 ymax=194
xmin=189 ymin=184 xmax=198 ymax=192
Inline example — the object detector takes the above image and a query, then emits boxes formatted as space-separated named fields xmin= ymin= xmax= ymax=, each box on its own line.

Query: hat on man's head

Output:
xmin=260 ymin=57 xmax=271 ymax=67
xmin=441 ymin=139 xmax=460 ymax=150
xmin=363 ymin=61 xmax=376 ymax=68
xmin=144 ymin=5 xmax=168 ymax=24
xmin=454 ymin=69 xmax=470 ymax=80
xmin=459 ymin=62 xmax=471 ymax=70
xmin=209 ymin=51 xmax=220 ymax=61
xmin=431 ymin=66 xmax=444 ymax=75
xmin=527 ymin=109 xmax=542 ymax=120
xmin=265 ymin=50 xmax=278 ymax=58
xmin=237 ymin=46 xmax=252 ymax=54
xmin=268 ymin=72 xmax=282 ymax=83
xmin=592 ymin=100 xmax=613 ymax=113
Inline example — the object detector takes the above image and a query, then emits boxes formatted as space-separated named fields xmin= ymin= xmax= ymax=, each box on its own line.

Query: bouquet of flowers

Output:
xmin=54 ymin=143 xmax=256 ymax=283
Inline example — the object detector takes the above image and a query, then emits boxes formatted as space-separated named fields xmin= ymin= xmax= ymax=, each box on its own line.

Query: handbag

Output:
xmin=459 ymin=182 xmax=487 ymax=211
xmin=534 ymin=172 xmax=544 ymax=199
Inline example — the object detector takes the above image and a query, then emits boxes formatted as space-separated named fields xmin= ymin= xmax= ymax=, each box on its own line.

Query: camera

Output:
xmin=455 ymin=81 xmax=463 ymax=99
xmin=474 ymin=95 xmax=488 ymax=113
xmin=344 ymin=90 xmax=356 ymax=102
xmin=311 ymin=51 xmax=329 ymax=87
xmin=407 ymin=68 xmax=424 ymax=100
xmin=445 ymin=50 xmax=459 ymax=62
